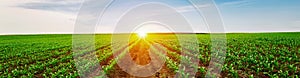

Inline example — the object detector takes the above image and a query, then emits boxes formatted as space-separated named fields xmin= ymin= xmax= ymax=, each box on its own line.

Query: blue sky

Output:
xmin=216 ymin=0 xmax=300 ymax=32
xmin=0 ymin=0 xmax=299 ymax=34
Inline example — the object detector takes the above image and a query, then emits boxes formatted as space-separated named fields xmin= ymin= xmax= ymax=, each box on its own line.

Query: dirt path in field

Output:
xmin=90 ymin=39 xmax=202 ymax=78
xmin=129 ymin=40 xmax=151 ymax=65
xmin=106 ymin=40 xmax=175 ymax=78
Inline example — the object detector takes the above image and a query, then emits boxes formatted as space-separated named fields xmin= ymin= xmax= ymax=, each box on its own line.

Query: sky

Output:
xmin=0 ymin=0 xmax=299 ymax=34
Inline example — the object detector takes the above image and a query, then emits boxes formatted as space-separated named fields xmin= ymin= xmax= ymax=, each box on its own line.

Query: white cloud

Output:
xmin=0 ymin=1 xmax=77 ymax=34
xmin=176 ymin=4 xmax=212 ymax=13
xmin=16 ymin=0 xmax=82 ymax=14
xmin=219 ymin=0 xmax=256 ymax=7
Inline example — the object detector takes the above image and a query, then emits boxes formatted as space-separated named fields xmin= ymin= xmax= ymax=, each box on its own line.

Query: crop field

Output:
xmin=0 ymin=33 xmax=300 ymax=77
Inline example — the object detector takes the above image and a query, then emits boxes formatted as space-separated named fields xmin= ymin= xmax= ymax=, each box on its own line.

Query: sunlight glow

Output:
xmin=137 ymin=31 xmax=147 ymax=38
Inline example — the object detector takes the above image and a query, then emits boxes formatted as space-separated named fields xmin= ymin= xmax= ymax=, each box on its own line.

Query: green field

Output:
xmin=0 ymin=33 xmax=299 ymax=77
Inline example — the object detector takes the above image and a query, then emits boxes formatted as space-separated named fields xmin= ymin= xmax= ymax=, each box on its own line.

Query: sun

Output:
xmin=137 ymin=31 xmax=147 ymax=38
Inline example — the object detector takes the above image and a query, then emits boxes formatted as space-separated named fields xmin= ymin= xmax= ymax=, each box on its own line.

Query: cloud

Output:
xmin=176 ymin=4 xmax=212 ymax=13
xmin=16 ymin=0 xmax=82 ymax=14
xmin=219 ymin=0 xmax=256 ymax=7
xmin=16 ymin=0 xmax=211 ymax=14
xmin=0 ymin=0 xmax=77 ymax=35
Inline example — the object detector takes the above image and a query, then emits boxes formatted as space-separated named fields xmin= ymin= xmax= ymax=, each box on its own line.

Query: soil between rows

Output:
xmin=106 ymin=40 xmax=175 ymax=78
xmin=92 ymin=39 xmax=205 ymax=77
